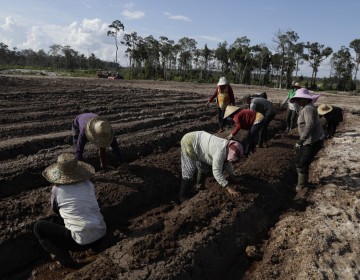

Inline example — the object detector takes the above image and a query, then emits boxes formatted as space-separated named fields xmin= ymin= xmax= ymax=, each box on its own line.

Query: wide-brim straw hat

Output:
xmin=85 ymin=117 xmax=114 ymax=148
xmin=317 ymin=104 xmax=333 ymax=115
xmin=217 ymin=77 xmax=228 ymax=86
xmin=42 ymin=153 xmax=95 ymax=184
xmin=224 ymin=105 xmax=241 ymax=119
xmin=289 ymin=88 xmax=320 ymax=103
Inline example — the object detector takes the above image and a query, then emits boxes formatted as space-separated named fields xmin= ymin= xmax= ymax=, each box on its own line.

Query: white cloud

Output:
xmin=164 ymin=12 xmax=191 ymax=22
xmin=0 ymin=17 xmax=128 ymax=64
xmin=122 ymin=9 xmax=145 ymax=20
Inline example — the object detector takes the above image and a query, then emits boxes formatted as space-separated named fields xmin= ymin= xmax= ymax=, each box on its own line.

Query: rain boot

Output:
xmin=179 ymin=179 xmax=192 ymax=203
xmin=295 ymin=169 xmax=308 ymax=192
xmin=194 ymin=171 xmax=206 ymax=191
xmin=40 ymin=239 xmax=77 ymax=268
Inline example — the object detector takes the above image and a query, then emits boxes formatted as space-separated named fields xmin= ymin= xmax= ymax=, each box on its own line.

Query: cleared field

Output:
xmin=1 ymin=76 xmax=359 ymax=280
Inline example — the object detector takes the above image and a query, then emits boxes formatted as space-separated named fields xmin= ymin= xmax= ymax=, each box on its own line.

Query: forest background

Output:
xmin=1 ymin=19 xmax=359 ymax=93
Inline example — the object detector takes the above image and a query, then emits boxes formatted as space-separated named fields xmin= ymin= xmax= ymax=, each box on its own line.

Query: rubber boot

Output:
xmin=194 ymin=171 xmax=206 ymax=191
xmin=40 ymin=239 xmax=77 ymax=268
xmin=179 ymin=179 xmax=192 ymax=203
xmin=295 ymin=169 xmax=308 ymax=192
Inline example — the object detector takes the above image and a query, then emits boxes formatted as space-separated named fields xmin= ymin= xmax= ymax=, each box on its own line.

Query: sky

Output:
xmin=1 ymin=0 xmax=359 ymax=77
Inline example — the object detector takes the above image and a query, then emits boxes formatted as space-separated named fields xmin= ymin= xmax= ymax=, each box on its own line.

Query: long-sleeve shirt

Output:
xmin=297 ymin=103 xmax=324 ymax=145
xmin=208 ymin=85 xmax=235 ymax=109
xmin=230 ymin=109 xmax=256 ymax=136
xmin=189 ymin=131 xmax=235 ymax=187
xmin=250 ymin=97 xmax=276 ymax=116
xmin=73 ymin=113 xmax=121 ymax=160
xmin=51 ymin=180 xmax=107 ymax=245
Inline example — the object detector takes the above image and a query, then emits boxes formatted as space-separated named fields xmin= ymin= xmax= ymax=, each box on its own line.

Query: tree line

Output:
xmin=1 ymin=19 xmax=359 ymax=92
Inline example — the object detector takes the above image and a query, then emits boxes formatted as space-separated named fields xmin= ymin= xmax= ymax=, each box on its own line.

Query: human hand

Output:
xmin=226 ymin=186 xmax=239 ymax=197
xmin=294 ymin=142 xmax=302 ymax=151
xmin=226 ymin=134 xmax=233 ymax=140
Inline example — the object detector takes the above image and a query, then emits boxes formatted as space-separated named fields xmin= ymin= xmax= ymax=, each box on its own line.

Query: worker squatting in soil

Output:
xmin=32 ymin=77 xmax=344 ymax=268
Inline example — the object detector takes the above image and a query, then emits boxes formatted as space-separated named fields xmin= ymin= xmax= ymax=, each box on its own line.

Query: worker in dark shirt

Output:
xmin=317 ymin=104 xmax=343 ymax=138
xmin=223 ymin=106 xmax=265 ymax=157
xmin=72 ymin=113 xmax=122 ymax=169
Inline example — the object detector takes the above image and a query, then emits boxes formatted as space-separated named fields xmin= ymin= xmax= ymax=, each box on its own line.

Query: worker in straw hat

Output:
xmin=281 ymin=82 xmax=301 ymax=132
xmin=179 ymin=131 xmax=244 ymax=203
xmin=33 ymin=153 xmax=106 ymax=268
xmin=289 ymin=88 xmax=325 ymax=193
xmin=72 ymin=113 xmax=122 ymax=170
xmin=317 ymin=104 xmax=343 ymax=138
xmin=223 ymin=105 xmax=265 ymax=157
xmin=242 ymin=94 xmax=276 ymax=148
xmin=206 ymin=77 xmax=235 ymax=133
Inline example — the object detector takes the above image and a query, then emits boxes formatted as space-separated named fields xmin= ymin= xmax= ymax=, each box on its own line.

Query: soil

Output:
xmin=1 ymin=75 xmax=360 ymax=280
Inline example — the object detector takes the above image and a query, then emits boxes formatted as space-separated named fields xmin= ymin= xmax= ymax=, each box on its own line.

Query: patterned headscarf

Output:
xmin=227 ymin=141 xmax=243 ymax=162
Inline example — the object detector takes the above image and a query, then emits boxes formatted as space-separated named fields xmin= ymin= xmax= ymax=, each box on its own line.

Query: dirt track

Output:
xmin=1 ymin=75 xmax=360 ymax=280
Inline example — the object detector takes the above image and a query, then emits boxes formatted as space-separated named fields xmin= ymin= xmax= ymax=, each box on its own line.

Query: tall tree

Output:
xmin=215 ymin=41 xmax=229 ymax=74
xmin=159 ymin=36 xmax=174 ymax=80
xmin=177 ymin=37 xmax=197 ymax=78
xmin=349 ymin=39 xmax=360 ymax=81
xmin=228 ymin=37 xmax=251 ymax=84
xmin=293 ymin=43 xmax=304 ymax=78
xmin=303 ymin=42 xmax=333 ymax=88
xmin=107 ymin=20 xmax=125 ymax=67
xmin=331 ymin=46 xmax=355 ymax=91
xmin=272 ymin=30 xmax=299 ymax=88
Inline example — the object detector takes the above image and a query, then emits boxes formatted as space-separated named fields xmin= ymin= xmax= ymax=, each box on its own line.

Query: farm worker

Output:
xmin=33 ymin=153 xmax=106 ymax=267
xmin=289 ymin=88 xmax=325 ymax=192
xmin=243 ymin=94 xmax=276 ymax=148
xmin=179 ymin=131 xmax=243 ymax=202
xmin=317 ymin=104 xmax=343 ymax=138
xmin=223 ymin=106 xmax=265 ymax=157
xmin=281 ymin=82 xmax=301 ymax=132
xmin=206 ymin=77 xmax=235 ymax=133
xmin=72 ymin=113 xmax=122 ymax=170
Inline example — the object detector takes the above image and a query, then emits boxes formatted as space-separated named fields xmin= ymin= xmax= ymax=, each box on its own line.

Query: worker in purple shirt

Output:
xmin=72 ymin=113 xmax=122 ymax=170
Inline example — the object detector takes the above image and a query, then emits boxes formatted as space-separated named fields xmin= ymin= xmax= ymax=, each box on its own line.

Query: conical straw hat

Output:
xmin=224 ymin=106 xmax=241 ymax=119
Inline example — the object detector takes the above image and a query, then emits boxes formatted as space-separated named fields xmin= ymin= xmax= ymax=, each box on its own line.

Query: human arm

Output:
xmin=51 ymin=186 xmax=60 ymax=215
xmin=281 ymin=95 xmax=289 ymax=108
xmin=228 ymin=85 xmax=235 ymax=105
xmin=75 ymin=130 xmax=87 ymax=160
xmin=207 ymin=88 xmax=218 ymax=106
xmin=110 ymin=137 xmax=123 ymax=163
xmin=99 ymin=147 xmax=107 ymax=170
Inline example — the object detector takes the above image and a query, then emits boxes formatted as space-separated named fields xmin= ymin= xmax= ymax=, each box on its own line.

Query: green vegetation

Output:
xmin=1 ymin=24 xmax=360 ymax=92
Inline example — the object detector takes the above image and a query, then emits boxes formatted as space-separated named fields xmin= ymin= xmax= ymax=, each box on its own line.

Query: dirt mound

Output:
xmin=1 ymin=75 xmax=359 ymax=280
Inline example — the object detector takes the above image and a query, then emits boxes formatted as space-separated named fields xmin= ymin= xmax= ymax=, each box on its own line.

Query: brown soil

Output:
xmin=1 ymin=75 xmax=359 ymax=280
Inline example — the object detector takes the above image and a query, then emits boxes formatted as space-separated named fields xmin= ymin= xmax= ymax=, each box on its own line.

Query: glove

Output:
xmin=227 ymin=134 xmax=233 ymax=140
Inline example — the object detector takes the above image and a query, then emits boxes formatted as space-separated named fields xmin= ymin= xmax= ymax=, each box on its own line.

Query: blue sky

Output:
xmin=1 ymin=0 xmax=359 ymax=77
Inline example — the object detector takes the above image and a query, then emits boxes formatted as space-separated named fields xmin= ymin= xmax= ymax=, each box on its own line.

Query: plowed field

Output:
xmin=1 ymin=75 xmax=360 ymax=280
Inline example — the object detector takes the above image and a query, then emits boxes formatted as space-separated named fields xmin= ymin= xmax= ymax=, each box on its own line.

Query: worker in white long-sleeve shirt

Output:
xmin=179 ymin=131 xmax=244 ymax=202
